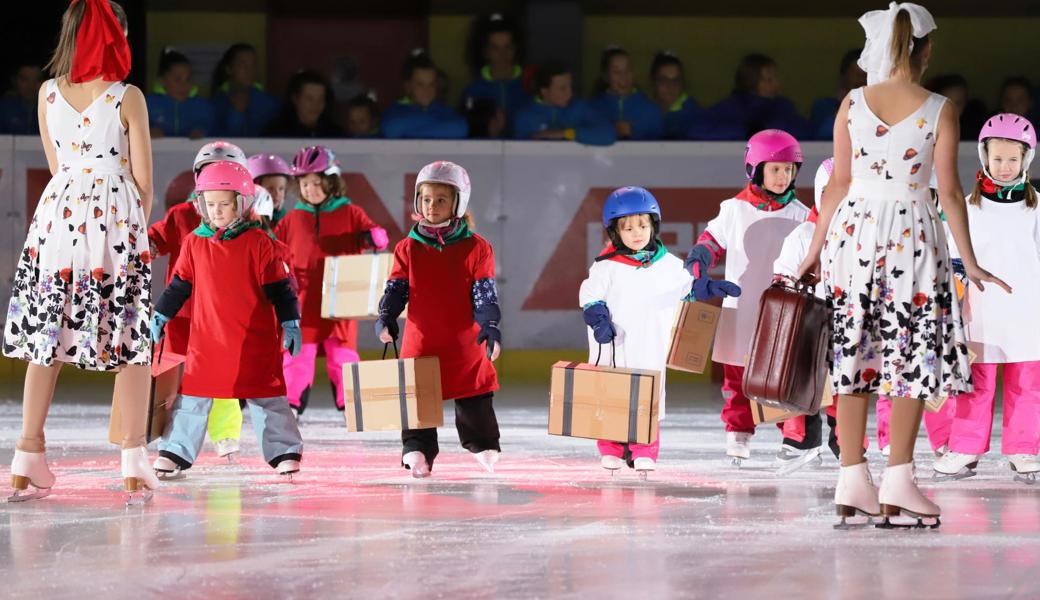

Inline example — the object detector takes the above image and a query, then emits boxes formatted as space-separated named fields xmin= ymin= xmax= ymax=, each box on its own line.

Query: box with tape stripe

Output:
xmin=342 ymin=357 xmax=443 ymax=432
xmin=321 ymin=254 xmax=407 ymax=321
xmin=548 ymin=361 xmax=659 ymax=445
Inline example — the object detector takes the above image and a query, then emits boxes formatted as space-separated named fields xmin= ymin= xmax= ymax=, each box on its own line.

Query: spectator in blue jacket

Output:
xmin=589 ymin=46 xmax=662 ymax=140
xmin=809 ymin=48 xmax=866 ymax=140
xmin=648 ymin=51 xmax=705 ymax=140
xmin=0 ymin=63 xmax=43 ymax=135
xmin=690 ymin=53 xmax=810 ymax=140
xmin=146 ymin=48 xmax=214 ymax=139
xmin=265 ymin=70 xmax=343 ymax=138
xmin=210 ymin=43 xmax=280 ymax=137
xmin=346 ymin=92 xmax=381 ymax=138
xmin=382 ymin=49 xmax=468 ymax=139
xmin=460 ymin=13 xmax=531 ymax=137
xmin=514 ymin=61 xmax=615 ymax=146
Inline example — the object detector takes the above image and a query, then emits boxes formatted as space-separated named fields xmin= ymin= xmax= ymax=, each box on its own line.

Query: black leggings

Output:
xmin=401 ymin=393 xmax=500 ymax=470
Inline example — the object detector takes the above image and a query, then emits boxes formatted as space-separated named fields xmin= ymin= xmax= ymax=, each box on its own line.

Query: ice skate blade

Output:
xmin=775 ymin=448 xmax=824 ymax=477
xmin=224 ymin=452 xmax=239 ymax=465
xmin=1014 ymin=473 xmax=1037 ymax=485
xmin=876 ymin=504 xmax=940 ymax=529
xmin=730 ymin=457 xmax=744 ymax=468
xmin=931 ymin=469 xmax=975 ymax=482
xmin=155 ymin=470 xmax=185 ymax=481
xmin=123 ymin=478 xmax=154 ymax=506
xmin=8 ymin=488 xmax=51 ymax=503
xmin=833 ymin=516 xmax=874 ymax=530
xmin=636 ymin=470 xmax=650 ymax=481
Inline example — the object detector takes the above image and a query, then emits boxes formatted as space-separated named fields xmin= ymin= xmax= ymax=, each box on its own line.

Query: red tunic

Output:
xmin=148 ymin=201 xmax=200 ymax=355
xmin=390 ymin=234 xmax=499 ymax=400
xmin=274 ymin=198 xmax=377 ymax=345
xmin=173 ymin=229 xmax=290 ymax=398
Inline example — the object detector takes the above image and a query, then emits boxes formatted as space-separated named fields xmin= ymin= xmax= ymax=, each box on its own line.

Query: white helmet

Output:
xmin=413 ymin=161 xmax=471 ymax=219
xmin=813 ymin=157 xmax=834 ymax=211
xmin=253 ymin=186 xmax=274 ymax=219
xmin=193 ymin=141 xmax=248 ymax=176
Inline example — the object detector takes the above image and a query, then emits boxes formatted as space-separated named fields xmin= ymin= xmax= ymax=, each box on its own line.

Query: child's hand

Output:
xmin=476 ymin=324 xmax=501 ymax=359
xmin=489 ymin=341 xmax=501 ymax=361
xmin=379 ymin=327 xmax=395 ymax=344
xmin=375 ymin=317 xmax=399 ymax=343
xmin=692 ymin=277 xmax=741 ymax=301
xmin=281 ymin=320 xmax=302 ymax=357
xmin=365 ymin=227 xmax=389 ymax=251
xmin=149 ymin=312 xmax=171 ymax=344
xmin=582 ymin=302 xmax=616 ymax=344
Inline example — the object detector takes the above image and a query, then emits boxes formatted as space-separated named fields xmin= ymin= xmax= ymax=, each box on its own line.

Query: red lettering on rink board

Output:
xmin=522 ymin=186 xmax=812 ymax=310
xmin=340 ymin=173 xmax=407 ymax=244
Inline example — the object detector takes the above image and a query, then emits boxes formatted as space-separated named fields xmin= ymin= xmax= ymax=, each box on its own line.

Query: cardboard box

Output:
xmin=108 ymin=344 xmax=184 ymax=445
xmin=666 ymin=302 xmax=721 ymax=374
xmin=548 ymin=361 xmax=659 ymax=444
xmin=343 ymin=357 xmax=443 ymax=431
xmin=321 ymin=254 xmax=406 ymax=321
xmin=752 ymin=375 xmax=833 ymax=424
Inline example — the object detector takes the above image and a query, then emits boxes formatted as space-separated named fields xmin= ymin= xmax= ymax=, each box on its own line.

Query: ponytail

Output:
xmin=1026 ymin=182 xmax=1038 ymax=209
xmin=889 ymin=10 xmax=914 ymax=78
xmin=889 ymin=8 xmax=930 ymax=79
xmin=967 ymin=179 xmax=983 ymax=208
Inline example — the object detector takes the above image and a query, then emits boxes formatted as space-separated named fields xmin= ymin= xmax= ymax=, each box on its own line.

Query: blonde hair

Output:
xmin=969 ymin=138 xmax=1037 ymax=209
xmin=45 ymin=1 xmax=129 ymax=82
xmin=889 ymin=9 xmax=930 ymax=80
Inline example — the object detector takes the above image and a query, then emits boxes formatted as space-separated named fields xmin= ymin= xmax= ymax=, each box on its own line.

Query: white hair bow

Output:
xmin=857 ymin=2 xmax=937 ymax=85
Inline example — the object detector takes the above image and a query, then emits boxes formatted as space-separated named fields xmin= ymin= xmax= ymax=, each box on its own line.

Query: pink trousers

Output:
xmin=720 ymin=364 xmax=803 ymax=438
xmin=947 ymin=362 xmax=1040 ymax=455
xmin=282 ymin=337 xmax=360 ymax=410
xmin=598 ymin=436 xmax=661 ymax=461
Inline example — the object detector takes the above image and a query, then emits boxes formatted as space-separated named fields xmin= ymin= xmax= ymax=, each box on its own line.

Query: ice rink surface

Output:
xmin=1 ymin=383 xmax=1037 ymax=600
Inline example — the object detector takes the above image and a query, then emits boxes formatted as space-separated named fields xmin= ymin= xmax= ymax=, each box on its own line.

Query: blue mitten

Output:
xmin=281 ymin=320 xmax=302 ymax=357
xmin=150 ymin=313 xmax=171 ymax=344
xmin=582 ymin=302 xmax=616 ymax=344
xmin=692 ymin=278 xmax=742 ymax=301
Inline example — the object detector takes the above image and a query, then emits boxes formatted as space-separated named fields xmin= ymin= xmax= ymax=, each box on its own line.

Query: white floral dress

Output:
xmin=822 ymin=87 xmax=972 ymax=401
xmin=3 ymin=79 xmax=152 ymax=370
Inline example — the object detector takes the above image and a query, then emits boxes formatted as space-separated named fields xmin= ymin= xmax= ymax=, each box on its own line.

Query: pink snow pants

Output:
xmin=598 ymin=436 xmax=661 ymax=461
xmin=876 ymin=394 xmax=956 ymax=453
xmin=720 ymin=364 xmax=802 ymax=437
xmin=282 ymin=337 xmax=360 ymax=410
xmin=948 ymin=362 xmax=1040 ymax=455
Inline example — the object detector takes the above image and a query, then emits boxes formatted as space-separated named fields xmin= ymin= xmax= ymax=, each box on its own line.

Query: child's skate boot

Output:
xmin=152 ymin=455 xmax=186 ymax=480
xmin=834 ymin=461 xmax=880 ymax=529
xmin=403 ymin=451 xmax=431 ymax=479
xmin=1008 ymin=454 xmax=1040 ymax=484
xmin=601 ymin=455 xmax=625 ymax=475
xmin=878 ymin=463 xmax=940 ymax=529
xmin=215 ymin=438 xmax=240 ymax=464
xmin=774 ymin=443 xmax=823 ymax=476
xmin=276 ymin=459 xmax=300 ymax=482
xmin=932 ymin=451 xmax=979 ymax=481
xmin=633 ymin=457 xmax=655 ymax=480
xmin=122 ymin=447 xmax=160 ymax=505
xmin=474 ymin=449 xmax=500 ymax=473
xmin=726 ymin=432 xmax=752 ymax=467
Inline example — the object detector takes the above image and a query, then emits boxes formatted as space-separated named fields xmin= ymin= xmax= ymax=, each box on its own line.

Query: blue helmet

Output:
xmin=602 ymin=186 xmax=661 ymax=228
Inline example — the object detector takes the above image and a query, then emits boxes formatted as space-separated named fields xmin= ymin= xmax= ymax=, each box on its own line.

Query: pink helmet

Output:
xmin=413 ymin=161 xmax=472 ymax=218
xmin=744 ymin=129 xmax=803 ymax=182
xmin=247 ymin=154 xmax=292 ymax=181
xmin=978 ymin=113 xmax=1035 ymax=185
xmin=291 ymin=146 xmax=341 ymax=177
xmin=813 ymin=158 xmax=834 ymax=211
xmin=193 ymin=161 xmax=257 ymax=224
xmin=193 ymin=141 xmax=247 ymax=175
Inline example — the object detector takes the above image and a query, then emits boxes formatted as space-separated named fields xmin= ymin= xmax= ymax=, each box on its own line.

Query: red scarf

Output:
xmin=70 ymin=0 xmax=131 ymax=83
xmin=735 ymin=183 xmax=795 ymax=212
xmin=807 ymin=206 xmax=819 ymax=224
xmin=597 ymin=242 xmax=654 ymax=267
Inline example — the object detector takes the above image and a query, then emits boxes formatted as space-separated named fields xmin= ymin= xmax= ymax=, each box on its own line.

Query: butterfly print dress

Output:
xmin=3 ymin=80 xmax=152 ymax=370
xmin=821 ymin=87 xmax=972 ymax=402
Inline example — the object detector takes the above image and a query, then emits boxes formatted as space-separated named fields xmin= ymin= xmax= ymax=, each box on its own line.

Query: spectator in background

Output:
xmin=382 ymin=49 xmax=468 ymax=139
xmin=648 ymin=51 xmax=704 ymax=140
xmin=513 ymin=61 xmax=615 ymax=146
xmin=346 ymin=92 xmax=380 ymax=138
xmin=926 ymin=73 xmax=988 ymax=140
xmin=0 ymin=63 xmax=43 ymax=135
xmin=464 ymin=97 xmax=507 ymax=139
xmin=809 ymin=48 xmax=866 ymax=140
xmin=690 ymin=53 xmax=809 ymax=140
xmin=146 ymin=48 xmax=213 ymax=139
xmin=997 ymin=76 xmax=1035 ymax=121
xmin=590 ymin=46 xmax=663 ymax=140
xmin=461 ymin=13 xmax=531 ymax=137
xmin=265 ymin=70 xmax=343 ymax=138
xmin=210 ymin=43 xmax=280 ymax=137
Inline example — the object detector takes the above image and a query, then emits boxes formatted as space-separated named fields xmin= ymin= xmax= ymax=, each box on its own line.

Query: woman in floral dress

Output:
xmin=3 ymin=0 xmax=160 ymax=501
xmin=799 ymin=3 xmax=1010 ymax=526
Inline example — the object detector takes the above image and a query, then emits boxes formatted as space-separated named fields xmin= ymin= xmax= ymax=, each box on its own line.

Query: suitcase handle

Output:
xmin=594 ymin=339 xmax=617 ymax=368
xmin=382 ymin=340 xmax=399 ymax=360
xmin=773 ymin=273 xmax=819 ymax=295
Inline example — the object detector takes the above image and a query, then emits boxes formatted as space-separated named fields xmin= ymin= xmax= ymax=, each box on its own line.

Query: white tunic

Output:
xmin=705 ymin=199 xmax=809 ymax=365
xmin=949 ymin=197 xmax=1040 ymax=363
xmin=578 ymin=252 xmax=694 ymax=419
xmin=773 ymin=221 xmax=825 ymax=298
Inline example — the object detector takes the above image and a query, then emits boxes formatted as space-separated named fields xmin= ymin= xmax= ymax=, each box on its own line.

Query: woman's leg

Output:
xmin=838 ymin=394 xmax=870 ymax=466
xmin=17 ymin=363 xmax=63 ymax=452
xmin=113 ymin=364 xmax=151 ymax=449
xmin=887 ymin=396 xmax=924 ymax=466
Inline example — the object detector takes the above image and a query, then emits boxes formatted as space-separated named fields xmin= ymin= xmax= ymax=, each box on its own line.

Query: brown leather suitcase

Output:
xmin=742 ymin=277 xmax=832 ymax=414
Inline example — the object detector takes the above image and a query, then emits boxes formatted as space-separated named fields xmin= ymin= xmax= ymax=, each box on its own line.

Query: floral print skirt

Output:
xmin=3 ymin=171 xmax=153 ymax=371
xmin=821 ymin=189 xmax=972 ymax=402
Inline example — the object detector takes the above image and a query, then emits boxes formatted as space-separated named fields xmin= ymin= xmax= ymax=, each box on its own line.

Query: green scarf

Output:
xmin=194 ymin=220 xmax=262 ymax=241
xmin=408 ymin=220 xmax=473 ymax=250
xmin=292 ymin=196 xmax=352 ymax=213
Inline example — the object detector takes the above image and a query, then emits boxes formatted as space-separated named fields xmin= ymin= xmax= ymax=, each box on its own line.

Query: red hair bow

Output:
xmin=70 ymin=0 xmax=130 ymax=83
